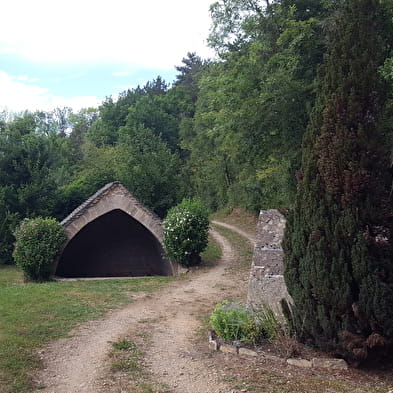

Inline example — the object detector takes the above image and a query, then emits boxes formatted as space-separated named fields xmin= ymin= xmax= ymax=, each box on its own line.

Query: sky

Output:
xmin=0 ymin=0 xmax=216 ymax=113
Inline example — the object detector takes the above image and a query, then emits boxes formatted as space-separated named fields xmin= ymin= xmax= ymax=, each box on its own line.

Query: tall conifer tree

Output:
xmin=283 ymin=0 xmax=393 ymax=362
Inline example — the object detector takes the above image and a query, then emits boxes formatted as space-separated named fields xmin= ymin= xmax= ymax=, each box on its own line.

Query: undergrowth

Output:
xmin=210 ymin=301 xmax=282 ymax=344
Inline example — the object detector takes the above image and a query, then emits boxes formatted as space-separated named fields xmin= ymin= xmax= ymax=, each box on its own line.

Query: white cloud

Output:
xmin=0 ymin=0 xmax=215 ymax=68
xmin=0 ymin=71 xmax=100 ymax=112
xmin=15 ymin=75 xmax=40 ymax=82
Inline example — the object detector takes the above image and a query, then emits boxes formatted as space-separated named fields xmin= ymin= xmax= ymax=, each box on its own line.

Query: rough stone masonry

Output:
xmin=247 ymin=209 xmax=292 ymax=317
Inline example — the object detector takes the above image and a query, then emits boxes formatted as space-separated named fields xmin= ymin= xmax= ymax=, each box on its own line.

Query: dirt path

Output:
xmin=34 ymin=227 xmax=253 ymax=393
xmin=211 ymin=220 xmax=256 ymax=246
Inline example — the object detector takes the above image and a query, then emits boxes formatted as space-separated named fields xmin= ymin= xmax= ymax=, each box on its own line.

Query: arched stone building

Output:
xmin=55 ymin=182 xmax=177 ymax=278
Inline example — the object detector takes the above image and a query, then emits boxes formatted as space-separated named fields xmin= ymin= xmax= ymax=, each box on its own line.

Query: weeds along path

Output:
xmin=34 ymin=227 xmax=251 ymax=393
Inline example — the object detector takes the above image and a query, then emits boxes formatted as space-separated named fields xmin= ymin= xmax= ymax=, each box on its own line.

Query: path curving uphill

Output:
xmin=34 ymin=226 xmax=253 ymax=393
xmin=211 ymin=220 xmax=256 ymax=246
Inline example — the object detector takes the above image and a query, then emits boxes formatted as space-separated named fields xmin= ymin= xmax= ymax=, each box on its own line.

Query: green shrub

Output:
xmin=163 ymin=198 xmax=209 ymax=267
xmin=13 ymin=217 xmax=67 ymax=282
xmin=210 ymin=300 xmax=282 ymax=344
xmin=210 ymin=300 xmax=251 ymax=343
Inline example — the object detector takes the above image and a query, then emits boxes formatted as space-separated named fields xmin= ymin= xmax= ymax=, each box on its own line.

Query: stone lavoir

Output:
xmin=55 ymin=182 xmax=179 ymax=278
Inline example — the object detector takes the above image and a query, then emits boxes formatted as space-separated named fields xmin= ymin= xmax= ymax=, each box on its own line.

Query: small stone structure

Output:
xmin=55 ymin=181 xmax=178 ymax=278
xmin=247 ymin=209 xmax=292 ymax=316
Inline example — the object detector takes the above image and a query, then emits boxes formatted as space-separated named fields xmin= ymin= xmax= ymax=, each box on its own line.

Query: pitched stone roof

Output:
xmin=60 ymin=181 xmax=162 ymax=234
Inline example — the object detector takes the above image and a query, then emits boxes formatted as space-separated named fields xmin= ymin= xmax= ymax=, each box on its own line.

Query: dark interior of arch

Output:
xmin=56 ymin=209 xmax=172 ymax=277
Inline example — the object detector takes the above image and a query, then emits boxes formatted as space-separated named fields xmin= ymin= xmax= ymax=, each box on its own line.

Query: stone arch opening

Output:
xmin=56 ymin=209 xmax=172 ymax=278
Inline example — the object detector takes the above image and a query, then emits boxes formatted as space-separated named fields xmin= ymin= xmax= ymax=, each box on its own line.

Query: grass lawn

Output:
xmin=0 ymin=265 xmax=174 ymax=393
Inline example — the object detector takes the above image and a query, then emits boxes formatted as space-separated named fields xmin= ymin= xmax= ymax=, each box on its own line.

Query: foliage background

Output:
xmin=0 ymin=0 xmax=391 ymax=266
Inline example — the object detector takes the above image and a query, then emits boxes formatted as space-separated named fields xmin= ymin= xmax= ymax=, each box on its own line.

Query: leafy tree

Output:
xmin=0 ymin=112 xmax=74 ymax=263
xmin=185 ymin=0 xmax=328 ymax=211
xmin=122 ymin=93 xmax=180 ymax=151
xmin=174 ymin=52 xmax=206 ymax=105
xmin=87 ymin=77 xmax=182 ymax=151
xmin=283 ymin=0 xmax=393 ymax=362
xmin=67 ymin=108 xmax=99 ymax=159
xmin=64 ymin=125 xmax=182 ymax=218
xmin=34 ymin=107 xmax=73 ymax=137
xmin=143 ymin=76 xmax=168 ymax=97
xmin=118 ymin=125 xmax=183 ymax=216
xmin=208 ymin=0 xmax=264 ymax=54
xmin=0 ymin=192 xmax=19 ymax=264
xmin=87 ymin=91 xmax=141 ymax=146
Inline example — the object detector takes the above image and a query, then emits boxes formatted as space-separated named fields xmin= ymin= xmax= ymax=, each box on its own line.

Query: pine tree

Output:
xmin=282 ymin=0 xmax=393 ymax=363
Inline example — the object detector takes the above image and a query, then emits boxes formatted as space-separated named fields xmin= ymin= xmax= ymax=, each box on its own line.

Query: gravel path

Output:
xmin=34 ymin=226 xmax=253 ymax=393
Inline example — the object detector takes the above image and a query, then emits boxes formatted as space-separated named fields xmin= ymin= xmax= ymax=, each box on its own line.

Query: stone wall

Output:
xmin=247 ymin=209 xmax=292 ymax=316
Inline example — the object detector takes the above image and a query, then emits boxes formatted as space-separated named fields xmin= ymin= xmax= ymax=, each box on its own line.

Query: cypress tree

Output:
xmin=282 ymin=0 xmax=393 ymax=363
